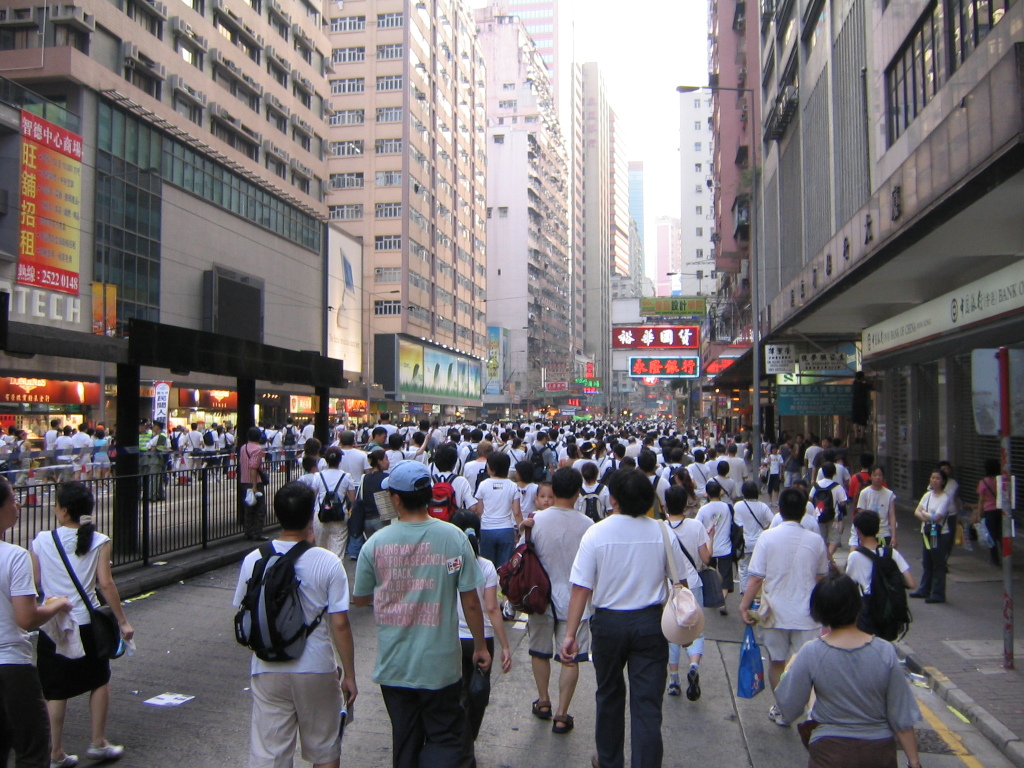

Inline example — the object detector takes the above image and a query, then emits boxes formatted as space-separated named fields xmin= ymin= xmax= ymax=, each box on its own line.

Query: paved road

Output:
xmin=44 ymin=558 xmax=1012 ymax=768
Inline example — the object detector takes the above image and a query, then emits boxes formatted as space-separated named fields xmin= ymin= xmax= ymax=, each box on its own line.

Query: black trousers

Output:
xmin=381 ymin=681 xmax=465 ymax=768
xmin=985 ymin=509 xmax=1003 ymax=564
xmin=0 ymin=664 xmax=50 ymax=768
xmin=459 ymin=637 xmax=494 ymax=768
xmin=590 ymin=604 xmax=668 ymax=768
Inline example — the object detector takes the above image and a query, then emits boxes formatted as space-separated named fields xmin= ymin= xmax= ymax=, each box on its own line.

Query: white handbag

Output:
xmin=659 ymin=522 xmax=705 ymax=646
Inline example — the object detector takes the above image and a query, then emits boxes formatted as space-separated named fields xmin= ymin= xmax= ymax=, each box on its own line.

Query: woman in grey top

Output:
xmin=775 ymin=573 xmax=922 ymax=768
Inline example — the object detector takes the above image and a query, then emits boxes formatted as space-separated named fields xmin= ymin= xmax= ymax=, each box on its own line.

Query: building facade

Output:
xmin=475 ymin=6 xmax=571 ymax=413
xmin=609 ymin=108 xmax=630 ymax=280
xmin=655 ymin=216 xmax=680 ymax=297
xmin=679 ymin=91 xmax=715 ymax=297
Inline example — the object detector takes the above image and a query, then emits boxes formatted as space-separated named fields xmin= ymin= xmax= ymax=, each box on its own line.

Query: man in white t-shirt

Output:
xmin=429 ymin=445 xmax=479 ymax=514
xmin=724 ymin=443 xmax=750 ymax=487
xmin=472 ymin=453 xmax=521 ymax=569
xmin=69 ymin=425 xmax=93 ymax=479
xmin=462 ymin=440 xmax=492 ymax=495
xmin=561 ymin=469 xmax=687 ymax=768
xmin=845 ymin=510 xmax=915 ymax=595
xmin=687 ymin=450 xmax=712 ymax=499
xmin=696 ymin=481 xmax=735 ymax=613
xmin=337 ymin=431 xmax=372 ymax=487
xmin=52 ymin=427 xmax=75 ymax=483
xmin=523 ymin=467 xmax=593 ymax=733
xmin=232 ymin=481 xmax=357 ymax=768
xmin=739 ymin=487 xmax=829 ymax=727
xmin=812 ymin=462 xmax=849 ymax=562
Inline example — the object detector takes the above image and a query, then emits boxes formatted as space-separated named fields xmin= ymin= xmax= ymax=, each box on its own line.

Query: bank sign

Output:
xmin=629 ymin=356 xmax=701 ymax=379
xmin=613 ymin=326 xmax=700 ymax=349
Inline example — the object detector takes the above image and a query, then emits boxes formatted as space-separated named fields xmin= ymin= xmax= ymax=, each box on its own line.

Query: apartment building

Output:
xmin=655 ymin=216 xmax=680 ymax=297
xmin=628 ymin=160 xmax=645 ymax=287
xmin=752 ymin=0 xmax=1024 ymax=502
xmin=609 ymin=108 xmax=630 ymax=280
xmin=0 ymin=0 xmax=345 ymax=429
xmin=475 ymin=6 xmax=570 ymax=411
xmin=679 ymin=91 xmax=715 ymax=297
xmin=325 ymin=0 xmax=489 ymax=415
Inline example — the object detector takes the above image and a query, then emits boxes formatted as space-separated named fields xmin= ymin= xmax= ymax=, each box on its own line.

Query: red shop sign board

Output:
xmin=178 ymin=389 xmax=238 ymax=409
xmin=612 ymin=326 xmax=700 ymax=349
xmin=0 ymin=378 xmax=98 ymax=404
xmin=628 ymin=357 xmax=701 ymax=379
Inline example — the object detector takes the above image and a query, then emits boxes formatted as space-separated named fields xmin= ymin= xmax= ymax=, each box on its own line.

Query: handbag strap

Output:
xmin=674 ymin=530 xmax=701 ymax=574
xmin=659 ymin=521 xmax=681 ymax=585
xmin=50 ymin=529 xmax=98 ymax=612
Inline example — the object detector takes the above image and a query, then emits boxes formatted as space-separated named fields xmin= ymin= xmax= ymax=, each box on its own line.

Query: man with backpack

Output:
xmin=528 ymin=432 xmax=556 ymax=484
xmin=462 ymin=440 xmax=492 ymax=495
xmin=575 ymin=463 xmax=611 ymax=522
xmin=813 ymin=462 xmax=849 ymax=564
xmin=352 ymin=462 xmax=490 ymax=768
xmin=845 ymin=511 xmax=915 ymax=641
xmin=428 ymin=445 xmax=478 ymax=522
xmin=233 ymin=481 xmax=358 ymax=768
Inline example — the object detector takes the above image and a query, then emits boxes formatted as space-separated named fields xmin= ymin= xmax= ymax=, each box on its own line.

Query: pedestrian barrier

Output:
xmin=1 ymin=450 xmax=299 ymax=567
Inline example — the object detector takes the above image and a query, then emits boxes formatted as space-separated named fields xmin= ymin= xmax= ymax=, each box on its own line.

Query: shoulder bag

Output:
xmin=671 ymin=522 xmax=725 ymax=608
xmin=50 ymin=531 xmax=123 ymax=659
xmin=658 ymin=522 xmax=705 ymax=646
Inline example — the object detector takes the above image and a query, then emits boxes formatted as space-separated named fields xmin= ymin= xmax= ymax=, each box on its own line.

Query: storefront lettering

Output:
xmin=0 ymin=281 xmax=81 ymax=325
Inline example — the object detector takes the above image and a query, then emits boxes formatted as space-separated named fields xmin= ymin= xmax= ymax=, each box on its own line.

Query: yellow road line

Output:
xmin=917 ymin=698 xmax=986 ymax=768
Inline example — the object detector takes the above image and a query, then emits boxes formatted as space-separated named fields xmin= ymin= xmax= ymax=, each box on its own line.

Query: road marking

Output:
xmin=917 ymin=699 xmax=985 ymax=768
xmin=947 ymin=705 xmax=971 ymax=724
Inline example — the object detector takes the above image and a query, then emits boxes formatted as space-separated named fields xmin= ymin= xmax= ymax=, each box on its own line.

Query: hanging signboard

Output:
xmin=765 ymin=343 xmax=795 ymax=374
xmin=776 ymin=385 xmax=852 ymax=416
xmin=612 ymin=326 xmax=700 ymax=349
xmin=628 ymin=356 xmax=701 ymax=379
xmin=639 ymin=297 xmax=707 ymax=317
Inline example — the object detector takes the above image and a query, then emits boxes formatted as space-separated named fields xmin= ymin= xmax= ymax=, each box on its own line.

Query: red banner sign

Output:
xmin=18 ymin=111 xmax=83 ymax=295
xmin=0 ymin=377 xmax=98 ymax=404
xmin=628 ymin=357 xmax=701 ymax=379
xmin=613 ymin=326 xmax=700 ymax=350
xmin=705 ymin=358 xmax=737 ymax=375
xmin=545 ymin=381 xmax=569 ymax=392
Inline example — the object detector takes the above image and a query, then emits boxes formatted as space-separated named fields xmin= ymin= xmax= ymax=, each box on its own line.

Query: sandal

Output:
xmin=551 ymin=714 xmax=574 ymax=734
xmin=531 ymin=699 xmax=552 ymax=720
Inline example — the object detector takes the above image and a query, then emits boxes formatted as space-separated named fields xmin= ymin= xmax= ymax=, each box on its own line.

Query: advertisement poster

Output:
xmin=18 ymin=111 xmax=83 ymax=295
xmin=396 ymin=343 xmax=482 ymax=401
xmin=485 ymin=326 xmax=509 ymax=396
xmin=91 ymin=282 xmax=116 ymax=336
xmin=152 ymin=381 xmax=171 ymax=424
xmin=398 ymin=339 xmax=425 ymax=394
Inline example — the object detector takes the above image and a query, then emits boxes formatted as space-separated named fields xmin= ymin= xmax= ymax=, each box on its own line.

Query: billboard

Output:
xmin=18 ymin=111 xmax=82 ymax=295
xmin=613 ymin=325 xmax=700 ymax=350
xmin=628 ymin=356 xmax=701 ymax=379
xmin=485 ymin=326 xmax=510 ymax=395
xmin=376 ymin=334 xmax=483 ymax=404
xmin=639 ymin=297 xmax=707 ymax=317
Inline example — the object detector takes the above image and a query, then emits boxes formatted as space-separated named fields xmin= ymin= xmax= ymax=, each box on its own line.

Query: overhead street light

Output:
xmin=676 ymin=83 xmax=763 ymax=470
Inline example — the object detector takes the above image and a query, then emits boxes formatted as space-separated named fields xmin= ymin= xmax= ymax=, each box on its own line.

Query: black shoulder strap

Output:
xmin=674 ymin=533 xmax=700 ymax=573
xmin=743 ymin=501 xmax=768 ymax=530
xmin=855 ymin=545 xmax=877 ymax=560
xmin=50 ymin=530 xmax=98 ymax=611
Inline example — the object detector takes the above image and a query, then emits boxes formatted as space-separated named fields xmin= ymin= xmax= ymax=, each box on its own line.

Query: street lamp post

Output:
xmin=676 ymin=84 xmax=762 ymax=470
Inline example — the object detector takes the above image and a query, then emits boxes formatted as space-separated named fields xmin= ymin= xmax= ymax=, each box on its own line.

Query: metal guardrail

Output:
xmin=2 ymin=452 xmax=298 ymax=567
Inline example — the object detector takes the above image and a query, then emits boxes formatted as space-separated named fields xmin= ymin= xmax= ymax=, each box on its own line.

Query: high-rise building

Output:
xmin=580 ymin=61 xmax=611 ymax=400
xmin=475 ymin=7 xmax=570 ymax=409
xmin=568 ymin=62 xmax=586 ymax=366
xmin=679 ymin=92 xmax=715 ymax=296
xmin=609 ymin=109 xmax=630 ymax=280
xmin=655 ymin=216 xmax=681 ymax=297
xmin=628 ymin=160 xmax=645 ymax=249
xmin=325 ymin=0 xmax=489 ymax=414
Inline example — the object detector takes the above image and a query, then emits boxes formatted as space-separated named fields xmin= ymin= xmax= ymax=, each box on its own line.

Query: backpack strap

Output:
xmin=266 ymin=540 xmax=326 ymax=636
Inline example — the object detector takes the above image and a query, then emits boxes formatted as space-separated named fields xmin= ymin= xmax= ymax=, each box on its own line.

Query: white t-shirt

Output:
xmin=474 ymin=478 xmax=519 ymax=530
xmin=816 ymin=463 xmax=851 ymax=489
xmin=725 ymin=456 xmax=750 ymax=485
xmin=32 ymin=527 xmax=110 ymax=626
xmin=665 ymin=518 xmax=704 ymax=588
xmin=770 ymin=510 xmax=820 ymax=533
xmin=713 ymin=475 xmax=738 ymax=502
xmin=747 ymin=522 xmax=829 ymax=631
xmin=462 ymin=459 xmax=489 ymax=488
xmin=846 ymin=547 xmax=911 ymax=594
xmin=300 ymin=468 xmax=355 ymax=513
xmin=696 ymin=500 xmax=733 ymax=558
xmin=733 ymin=499 xmax=774 ymax=550
xmin=687 ymin=462 xmax=712 ymax=495
xmin=54 ymin=434 xmax=74 ymax=462
xmin=804 ymin=445 xmax=823 ymax=469
xmin=44 ymin=429 xmax=58 ymax=452
xmin=768 ymin=454 xmax=783 ymax=475
xmin=0 ymin=542 xmax=38 ymax=665
xmin=649 ymin=473 xmax=671 ymax=511
xmin=917 ymin=491 xmax=953 ymax=533
xmin=457 ymin=556 xmax=497 ymax=639
xmin=575 ymin=482 xmax=612 ymax=519
xmin=856 ymin=486 xmax=897 ymax=539
xmin=570 ymin=515 xmax=686 ymax=610
xmin=301 ymin=424 xmax=316 ymax=442
xmin=431 ymin=470 xmax=477 ymax=511
xmin=233 ymin=541 xmax=349 ymax=675
xmin=572 ymin=458 xmax=599 ymax=474
xmin=339 ymin=448 xmax=372 ymax=484
xmin=70 ymin=431 xmax=92 ymax=464
xmin=812 ymin=478 xmax=849 ymax=519
xmin=531 ymin=506 xmax=594 ymax=619
xmin=516 ymin=483 xmax=538 ymax=517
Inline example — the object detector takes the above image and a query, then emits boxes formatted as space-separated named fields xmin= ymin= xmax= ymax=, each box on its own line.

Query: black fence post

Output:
xmin=141 ymin=462 xmax=150 ymax=566
xmin=201 ymin=461 xmax=210 ymax=549
xmin=114 ymin=363 xmax=141 ymax=561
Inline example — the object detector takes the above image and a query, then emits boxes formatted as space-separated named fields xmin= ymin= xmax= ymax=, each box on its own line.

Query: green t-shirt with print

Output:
xmin=354 ymin=517 xmax=483 ymax=690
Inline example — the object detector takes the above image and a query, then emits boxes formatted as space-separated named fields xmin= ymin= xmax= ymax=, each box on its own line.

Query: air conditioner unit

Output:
xmin=263 ymin=140 xmax=289 ymax=161
xmin=171 ymin=17 xmax=193 ymax=36
xmin=121 ymin=41 xmax=139 ymax=61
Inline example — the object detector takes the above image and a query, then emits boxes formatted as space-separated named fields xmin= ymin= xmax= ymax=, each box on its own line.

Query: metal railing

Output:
xmin=2 ymin=451 xmax=301 ymax=567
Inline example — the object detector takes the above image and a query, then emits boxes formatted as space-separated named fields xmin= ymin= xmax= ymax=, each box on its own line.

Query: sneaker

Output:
xmin=86 ymin=742 xmax=124 ymax=761
xmin=50 ymin=756 xmax=78 ymax=768
xmin=686 ymin=668 xmax=701 ymax=701
xmin=667 ymin=681 xmax=681 ymax=696
xmin=501 ymin=600 xmax=516 ymax=621
xmin=768 ymin=705 xmax=789 ymax=727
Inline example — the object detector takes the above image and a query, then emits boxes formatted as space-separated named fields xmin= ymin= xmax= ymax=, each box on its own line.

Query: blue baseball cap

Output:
xmin=381 ymin=461 xmax=432 ymax=493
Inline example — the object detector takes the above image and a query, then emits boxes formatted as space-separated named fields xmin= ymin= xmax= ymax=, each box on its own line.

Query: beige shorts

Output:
xmin=760 ymin=627 xmax=820 ymax=663
xmin=250 ymin=671 xmax=342 ymax=768
xmin=527 ymin=613 xmax=591 ymax=662
xmin=819 ymin=520 xmax=844 ymax=546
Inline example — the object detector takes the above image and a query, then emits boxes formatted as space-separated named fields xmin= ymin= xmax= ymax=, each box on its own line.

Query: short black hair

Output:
xmin=433 ymin=444 xmax=458 ymax=472
xmin=247 ymin=426 xmax=262 ymax=442
xmin=810 ymin=572 xmax=863 ymax=629
xmin=551 ymin=467 xmax=583 ymax=499
xmin=717 ymin=460 xmax=730 ymax=476
xmin=821 ymin=462 xmax=836 ymax=479
xmin=984 ymin=457 xmax=1000 ymax=476
xmin=692 ymin=449 xmax=705 ymax=463
xmin=705 ymin=480 xmax=722 ymax=499
xmin=324 ymin=446 xmax=342 ymax=468
xmin=778 ymin=488 xmax=806 ymax=520
xmin=515 ymin=460 xmax=535 ymax=483
xmin=637 ymin=450 xmax=657 ymax=473
xmin=853 ymin=510 xmax=880 ymax=538
xmin=860 ymin=452 xmax=874 ymax=469
xmin=580 ymin=461 xmax=598 ymax=482
xmin=741 ymin=480 xmax=759 ymax=500
xmin=450 ymin=510 xmax=481 ymax=557
xmin=486 ymin=451 xmax=511 ymax=477
xmin=274 ymin=481 xmax=316 ymax=531
xmin=665 ymin=485 xmax=688 ymax=516
xmin=392 ymin=485 xmax=434 ymax=511
xmin=607 ymin=469 xmax=655 ymax=518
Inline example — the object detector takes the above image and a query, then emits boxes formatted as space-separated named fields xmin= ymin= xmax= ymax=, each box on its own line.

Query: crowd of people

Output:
xmin=1 ymin=415 xmax=988 ymax=768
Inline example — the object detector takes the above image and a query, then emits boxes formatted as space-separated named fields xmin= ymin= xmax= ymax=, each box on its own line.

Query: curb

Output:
xmin=896 ymin=641 xmax=1024 ymax=768
xmin=112 ymin=537 xmax=262 ymax=600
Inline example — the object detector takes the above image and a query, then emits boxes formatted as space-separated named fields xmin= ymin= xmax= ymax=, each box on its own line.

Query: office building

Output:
xmin=609 ymin=108 xmax=630 ymax=280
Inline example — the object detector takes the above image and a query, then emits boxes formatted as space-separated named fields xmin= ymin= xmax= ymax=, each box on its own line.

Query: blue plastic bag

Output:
xmin=736 ymin=625 xmax=766 ymax=699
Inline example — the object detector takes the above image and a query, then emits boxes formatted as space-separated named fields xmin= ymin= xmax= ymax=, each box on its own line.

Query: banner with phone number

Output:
xmin=18 ymin=111 xmax=83 ymax=295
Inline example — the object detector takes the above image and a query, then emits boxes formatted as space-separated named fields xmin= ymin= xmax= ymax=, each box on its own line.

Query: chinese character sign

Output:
xmin=612 ymin=326 xmax=701 ymax=350
xmin=628 ymin=356 xmax=701 ymax=379
xmin=639 ymin=297 xmax=707 ymax=317
xmin=18 ymin=111 xmax=83 ymax=296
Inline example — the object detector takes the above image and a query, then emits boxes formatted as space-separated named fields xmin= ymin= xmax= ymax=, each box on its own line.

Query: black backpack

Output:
xmin=530 ymin=445 xmax=549 ymax=482
xmin=473 ymin=465 xmax=489 ymax=494
xmin=856 ymin=546 xmax=912 ymax=641
xmin=729 ymin=505 xmax=745 ymax=561
xmin=318 ymin=472 xmax=349 ymax=523
xmin=599 ymin=457 xmax=618 ymax=483
xmin=283 ymin=427 xmax=297 ymax=447
xmin=813 ymin=482 xmax=840 ymax=524
xmin=234 ymin=541 xmax=325 ymax=662
xmin=203 ymin=430 xmax=215 ymax=447
xmin=581 ymin=483 xmax=605 ymax=522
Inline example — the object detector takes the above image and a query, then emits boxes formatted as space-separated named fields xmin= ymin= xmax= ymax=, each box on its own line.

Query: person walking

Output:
xmin=909 ymin=469 xmax=953 ymax=604
xmin=974 ymin=458 xmax=1002 ymax=565
xmin=696 ymin=481 xmax=734 ymax=615
xmin=352 ymin=462 xmax=491 ymax=768
xmin=30 ymin=482 xmax=134 ymax=767
xmin=561 ymin=469 xmax=688 ymax=768
xmin=238 ymin=427 xmax=269 ymax=542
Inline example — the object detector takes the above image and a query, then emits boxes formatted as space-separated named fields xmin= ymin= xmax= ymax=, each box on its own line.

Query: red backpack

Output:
xmin=428 ymin=473 xmax=458 ymax=522
xmin=497 ymin=528 xmax=553 ymax=617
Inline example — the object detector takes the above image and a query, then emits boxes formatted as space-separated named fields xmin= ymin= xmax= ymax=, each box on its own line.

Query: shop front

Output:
xmin=0 ymin=377 xmax=101 ymax=444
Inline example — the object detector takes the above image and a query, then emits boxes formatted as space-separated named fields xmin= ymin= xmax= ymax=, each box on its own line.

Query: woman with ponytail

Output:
xmin=30 ymin=481 xmax=133 ymax=767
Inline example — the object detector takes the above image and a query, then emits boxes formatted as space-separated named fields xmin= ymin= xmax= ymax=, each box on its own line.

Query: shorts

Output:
xmin=527 ymin=613 xmax=591 ymax=662
xmin=759 ymin=627 xmax=820 ymax=663
xmin=819 ymin=520 xmax=844 ymax=546
xmin=249 ymin=671 xmax=342 ymax=768
xmin=37 ymin=624 xmax=111 ymax=700
xmin=708 ymin=556 xmax=734 ymax=593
